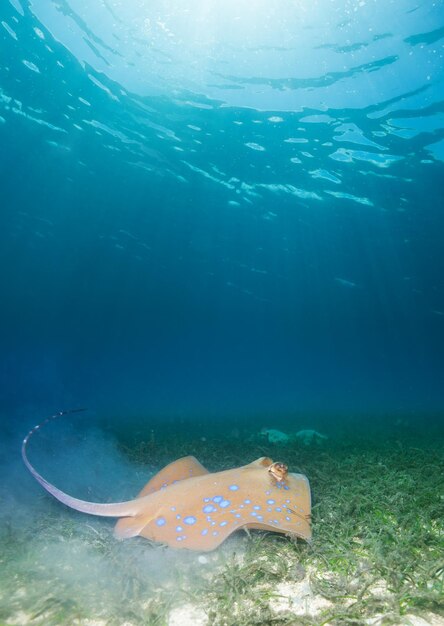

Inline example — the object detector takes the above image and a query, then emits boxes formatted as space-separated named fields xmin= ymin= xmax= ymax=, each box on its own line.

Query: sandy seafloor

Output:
xmin=0 ymin=411 xmax=443 ymax=626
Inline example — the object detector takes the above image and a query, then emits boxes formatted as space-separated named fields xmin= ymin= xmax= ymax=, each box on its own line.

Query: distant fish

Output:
xmin=334 ymin=277 xmax=358 ymax=288
xmin=119 ymin=229 xmax=137 ymax=240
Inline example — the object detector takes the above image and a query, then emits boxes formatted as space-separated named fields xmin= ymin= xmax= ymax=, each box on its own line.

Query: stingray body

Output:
xmin=22 ymin=410 xmax=311 ymax=551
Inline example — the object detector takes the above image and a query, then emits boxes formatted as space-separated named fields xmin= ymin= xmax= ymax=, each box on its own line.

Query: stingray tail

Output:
xmin=22 ymin=409 xmax=140 ymax=518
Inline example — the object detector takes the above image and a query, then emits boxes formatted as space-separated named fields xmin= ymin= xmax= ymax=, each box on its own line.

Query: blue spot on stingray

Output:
xmin=286 ymin=499 xmax=291 ymax=504
xmin=244 ymin=499 xmax=251 ymax=504
xmin=257 ymin=515 xmax=263 ymax=521
xmin=220 ymin=521 xmax=228 ymax=527
xmin=253 ymin=505 xmax=261 ymax=510
xmin=201 ymin=529 xmax=208 ymax=536
xmin=170 ymin=506 xmax=176 ymax=512
xmin=284 ymin=485 xmax=289 ymax=490
xmin=156 ymin=517 xmax=166 ymax=527
xmin=229 ymin=485 xmax=239 ymax=491
xmin=235 ymin=514 xmax=241 ymax=518
xmin=203 ymin=504 xmax=217 ymax=514
xmin=184 ymin=516 xmax=197 ymax=525
xmin=212 ymin=531 xmax=218 ymax=536
xmin=286 ymin=516 xmax=291 ymax=521
xmin=213 ymin=496 xmax=223 ymax=503
xmin=203 ymin=497 xmax=210 ymax=502
xmin=176 ymin=536 xmax=186 ymax=542
xmin=176 ymin=514 xmax=181 ymax=520
xmin=251 ymin=512 xmax=257 ymax=517
xmin=220 ymin=500 xmax=230 ymax=508
xmin=267 ymin=499 xmax=275 ymax=505
xmin=273 ymin=519 xmax=279 ymax=524
xmin=275 ymin=507 xmax=282 ymax=512
xmin=267 ymin=507 xmax=272 ymax=513
xmin=211 ymin=521 xmax=216 ymax=526
xmin=176 ymin=526 xmax=183 ymax=532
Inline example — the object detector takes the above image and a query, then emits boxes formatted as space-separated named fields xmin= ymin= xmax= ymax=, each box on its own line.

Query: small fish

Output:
xmin=334 ymin=277 xmax=357 ymax=288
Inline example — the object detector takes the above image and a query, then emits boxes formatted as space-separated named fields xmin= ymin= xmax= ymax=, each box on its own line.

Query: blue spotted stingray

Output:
xmin=22 ymin=411 xmax=311 ymax=551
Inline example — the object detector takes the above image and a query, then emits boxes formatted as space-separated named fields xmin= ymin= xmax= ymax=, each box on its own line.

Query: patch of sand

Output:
xmin=366 ymin=614 xmax=444 ymax=626
xmin=270 ymin=579 xmax=333 ymax=617
xmin=168 ymin=603 xmax=208 ymax=626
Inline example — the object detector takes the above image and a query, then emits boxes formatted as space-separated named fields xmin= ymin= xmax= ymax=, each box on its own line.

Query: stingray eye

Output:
xmin=268 ymin=461 xmax=288 ymax=482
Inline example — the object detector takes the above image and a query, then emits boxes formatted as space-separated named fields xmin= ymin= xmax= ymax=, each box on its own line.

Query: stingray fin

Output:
xmin=136 ymin=456 xmax=209 ymax=498
xmin=114 ymin=515 xmax=152 ymax=539
xmin=136 ymin=517 xmax=236 ymax=551
xmin=248 ymin=456 xmax=273 ymax=469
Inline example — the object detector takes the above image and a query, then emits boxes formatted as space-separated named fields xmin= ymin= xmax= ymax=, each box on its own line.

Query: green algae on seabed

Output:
xmin=1 ymin=421 xmax=443 ymax=626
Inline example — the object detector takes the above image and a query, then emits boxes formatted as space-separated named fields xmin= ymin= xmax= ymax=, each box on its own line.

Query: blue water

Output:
xmin=1 ymin=0 xmax=444 ymax=422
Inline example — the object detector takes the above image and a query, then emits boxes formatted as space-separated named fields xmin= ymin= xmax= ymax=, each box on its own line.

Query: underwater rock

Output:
xmin=293 ymin=430 xmax=328 ymax=446
xmin=261 ymin=428 xmax=290 ymax=444
xmin=260 ymin=427 xmax=328 ymax=446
